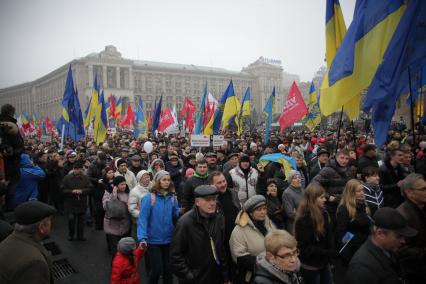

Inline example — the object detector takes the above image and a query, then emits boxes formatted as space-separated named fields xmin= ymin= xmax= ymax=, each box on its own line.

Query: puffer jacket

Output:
xmin=111 ymin=248 xmax=145 ymax=284
xmin=128 ymin=183 xmax=151 ymax=219
xmin=229 ymin=211 xmax=275 ymax=283
xmin=137 ymin=192 xmax=180 ymax=244
xmin=229 ymin=166 xmax=259 ymax=206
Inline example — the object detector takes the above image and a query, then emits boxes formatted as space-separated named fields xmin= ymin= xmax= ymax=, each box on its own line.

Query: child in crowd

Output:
xmin=111 ymin=237 xmax=146 ymax=284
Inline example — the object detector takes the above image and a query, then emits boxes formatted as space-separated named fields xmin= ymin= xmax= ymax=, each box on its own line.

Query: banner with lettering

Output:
xmin=278 ymin=81 xmax=308 ymax=132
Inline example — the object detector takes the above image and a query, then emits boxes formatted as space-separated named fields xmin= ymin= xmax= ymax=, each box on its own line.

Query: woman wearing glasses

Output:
xmin=253 ymin=230 xmax=302 ymax=284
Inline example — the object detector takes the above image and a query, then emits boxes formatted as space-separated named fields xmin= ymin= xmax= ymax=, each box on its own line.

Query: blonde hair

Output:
xmin=295 ymin=182 xmax=326 ymax=239
xmin=339 ymin=179 xmax=370 ymax=220
xmin=264 ymin=230 xmax=297 ymax=255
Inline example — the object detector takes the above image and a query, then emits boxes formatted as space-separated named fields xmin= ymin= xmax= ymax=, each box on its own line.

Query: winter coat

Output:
xmin=171 ymin=208 xmax=228 ymax=284
xmin=294 ymin=212 xmax=336 ymax=269
xmin=13 ymin=154 xmax=45 ymax=208
xmin=252 ymin=252 xmax=302 ymax=284
xmin=397 ymin=199 xmax=426 ymax=283
xmin=335 ymin=203 xmax=372 ymax=265
xmin=344 ymin=238 xmax=405 ymax=284
xmin=182 ymin=173 xmax=209 ymax=212
xmin=362 ymin=182 xmax=384 ymax=215
xmin=229 ymin=211 xmax=275 ymax=282
xmin=103 ymin=190 xmax=131 ymax=236
xmin=0 ymin=231 xmax=53 ymax=284
xmin=282 ymin=185 xmax=304 ymax=233
xmin=217 ymin=189 xmax=240 ymax=243
xmin=61 ymin=172 xmax=92 ymax=214
xmin=0 ymin=115 xmax=25 ymax=182
xmin=266 ymin=195 xmax=285 ymax=229
xmin=137 ymin=192 xmax=180 ymax=244
xmin=40 ymin=159 xmax=63 ymax=202
xmin=127 ymin=182 xmax=151 ymax=219
xmin=379 ymin=160 xmax=405 ymax=208
xmin=357 ymin=155 xmax=379 ymax=174
xmin=115 ymin=170 xmax=137 ymax=191
xmin=229 ymin=166 xmax=259 ymax=206
xmin=309 ymin=160 xmax=325 ymax=180
xmin=111 ymin=248 xmax=145 ymax=284
xmin=165 ymin=161 xmax=183 ymax=192
xmin=86 ymin=160 xmax=104 ymax=187
xmin=312 ymin=158 xmax=351 ymax=213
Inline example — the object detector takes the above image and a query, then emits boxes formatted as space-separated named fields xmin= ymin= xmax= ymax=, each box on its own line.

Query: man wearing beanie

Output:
xmin=114 ymin=158 xmax=137 ymax=190
xmin=61 ymin=160 xmax=92 ymax=241
xmin=171 ymin=185 xmax=230 ymax=284
xmin=0 ymin=201 xmax=56 ymax=284
xmin=182 ymin=159 xmax=210 ymax=212
xmin=229 ymin=154 xmax=259 ymax=206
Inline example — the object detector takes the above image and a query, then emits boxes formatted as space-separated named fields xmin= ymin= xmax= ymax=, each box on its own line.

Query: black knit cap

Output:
xmin=14 ymin=201 xmax=56 ymax=225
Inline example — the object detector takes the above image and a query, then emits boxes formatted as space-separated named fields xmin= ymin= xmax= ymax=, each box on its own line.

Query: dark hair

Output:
xmin=196 ymin=159 xmax=207 ymax=166
xmin=207 ymin=171 xmax=224 ymax=184
xmin=361 ymin=166 xmax=379 ymax=181
xmin=0 ymin=104 xmax=15 ymax=117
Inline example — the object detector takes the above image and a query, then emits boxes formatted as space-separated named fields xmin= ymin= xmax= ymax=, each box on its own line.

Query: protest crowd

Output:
xmin=0 ymin=100 xmax=425 ymax=284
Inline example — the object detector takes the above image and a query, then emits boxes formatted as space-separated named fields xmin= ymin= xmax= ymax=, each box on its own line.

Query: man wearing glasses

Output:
xmin=252 ymin=230 xmax=302 ymax=284
xmin=397 ymin=173 xmax=426 ymax=284
xmin=344 ymin=207 xmax=417 ymax=284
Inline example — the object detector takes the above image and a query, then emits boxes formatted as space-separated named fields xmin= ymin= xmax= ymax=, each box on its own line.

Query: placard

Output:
xmin=40 ymin=135 xmax=52 ymax=143
xmin=212 ymin=135 xmax=225 ymax=147
xmin=190 ymin=135 xmax=210 ymax=147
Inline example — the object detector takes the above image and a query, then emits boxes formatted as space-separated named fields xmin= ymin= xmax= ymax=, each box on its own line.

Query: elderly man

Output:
xmin=397 ymin=173 xmax=426 ymax=284
xmin=344 ymin=207 xmax=417 ymax=284
xmin=171 ymin=185 xmax=229 ymax=284
xmin=0 ymin=201 xmax=56 ymax=284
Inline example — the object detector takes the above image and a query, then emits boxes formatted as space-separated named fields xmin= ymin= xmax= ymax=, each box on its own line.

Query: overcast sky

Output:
xmin=0 ymin=0 xmax=355 ymax=89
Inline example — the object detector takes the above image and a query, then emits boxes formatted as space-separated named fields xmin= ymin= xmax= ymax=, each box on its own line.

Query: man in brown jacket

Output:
xmin=0 ymin=201 xmax=56 ymax=284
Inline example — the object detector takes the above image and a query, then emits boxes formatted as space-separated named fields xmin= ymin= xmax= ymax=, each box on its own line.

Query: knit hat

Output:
xmin=288 ymin=170 xmax=301 ymax=184
xmin=185 ymin=168 xmax=195 ymax=177
xmin=117 ymin=237 xmax=136 ymax=254
xmin=153 ymin=170 xmax=170 ymax=181
xmin=243 ymin=195 xmax=266 ymax=213
xmin=113 ymin=175 xmax=126 ymax=186
xmin=239 ymin=154 xmax=250 ymax=163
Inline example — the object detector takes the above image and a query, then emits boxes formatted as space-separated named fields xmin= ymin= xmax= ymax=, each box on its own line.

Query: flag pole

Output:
xmin=60 ymin=124 xmax=65 ymax=151
xmin=408 ymin=67 xmax=417 ymax=172
xmin=335 ymin=105 xmax=344 ymax=155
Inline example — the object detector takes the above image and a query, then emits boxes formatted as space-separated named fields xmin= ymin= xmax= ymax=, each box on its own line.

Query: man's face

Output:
xmin=240 ymin=161 xmax=250 ymax=169
xmin=39 ymin=217 xmax=52 ymax=238
xmin=378 ymin=228 xmax=406 ymax=252
xmin=196 ymin=163 xmax=208 ymax=175
xmin=318 ymin=153 xmax=329 ymax=164
xmin=230 ymin=156 xmax=239 ymax=166
xmin=366 ymin=149 xmax=376 ymax=158
xmin=170 ymin=159 xmax=179 ymax=166
xmin=206 ymin=156 xmax=217 ymax=165
xmin=167 ymin=146 xmax=175 ymax=154
xmin=402 ymin=152 xmax=412 ymax=165
xmin=118 ymin=163 xmax=127 ymax=173
xmin=212 ymin=174 xmax=227 ymax=193
xmin=296 ymin=157 xmax=304 ymax=168
xmin=73 ymin=167 xmax=83 ymax=176
xmin=392 ymin=151 xmax=404 ymax=164
xmin=39 ymin=154 xmax=48 ymax=163
xmin=121 ymin=151 xmax=129 ymax=158
xmin=68 ymin=155 xmax=77 ymax=162
xmin=406 ymin=178 xmax=426 ymax=205
xmin=195 ymin=196 xmax=217 ymax=215
xmin=131 ymin=160 xmax=141 ymax=167
xmin=336 ymin=153 xmax=350 ymax=167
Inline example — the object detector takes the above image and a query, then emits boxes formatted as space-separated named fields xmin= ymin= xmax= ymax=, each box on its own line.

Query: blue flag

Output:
xmin=263 ymin=87 xmax=276 ymax=145
xmin=152 ymin=95 xmax=162 ymax=134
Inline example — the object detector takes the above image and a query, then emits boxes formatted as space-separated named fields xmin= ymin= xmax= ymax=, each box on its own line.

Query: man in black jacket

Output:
xmin=344 ymin=207 xmax=417 ymax=284
xmin=182 ymin=159 xmax=209 ymax=212
xmin=397 ymin=173 xmax=426 ymax=284
xmin=357 ymin=144 xmax=379 ymax=177
xmin=379 ymin=148 xmax=405 ymax=208
xmin=171 ymin=185 xmax=229 ymax=284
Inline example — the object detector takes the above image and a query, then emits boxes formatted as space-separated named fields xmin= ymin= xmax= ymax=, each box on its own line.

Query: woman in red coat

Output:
xmin=111 ymin=237 xmax=146 ymax=284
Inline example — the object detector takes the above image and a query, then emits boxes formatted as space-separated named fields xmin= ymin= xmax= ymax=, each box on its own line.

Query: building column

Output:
xmin=129 ymin=67 xmax=134 ymax=90
xmin=116 ymin=66 xmax=121 ymax=89
xmin=88 ymin=65 xmax=93 ymax=87
xmin=103 ymin=65 xmax=107 ymax=89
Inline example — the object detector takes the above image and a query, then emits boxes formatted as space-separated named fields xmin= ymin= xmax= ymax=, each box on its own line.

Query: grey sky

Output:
xmin=0 ymin=0 xmax=355 ymax=89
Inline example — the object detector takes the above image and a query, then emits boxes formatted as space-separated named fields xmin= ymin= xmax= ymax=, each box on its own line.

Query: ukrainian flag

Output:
xmin=134 ymin=96 xmax=147 ymax=139
xmin=207 ymin=80 xmax=234 ymax=135
xmin=93 ymin=90 xmax=108 ymax=144
xmin=321 ymin=0 xmax=406 ymax=120
xmin=221 ymin=82 xmax=240 ymax=133
xmin=259 ymin=153 xmax=296 ymax=180
xmin=305 ymin=82 xmax=321 ymax=130
xmin=263 ymin=87 xmax=275 ymax=145
xmin=84 ymin=76 xmax=100 ymax=128
xmin=115 ymin=96 xmax=123 ymax=124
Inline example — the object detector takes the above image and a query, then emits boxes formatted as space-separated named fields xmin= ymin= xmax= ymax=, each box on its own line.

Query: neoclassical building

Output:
xmin=0 ymin=45 xmax=289 ymax=122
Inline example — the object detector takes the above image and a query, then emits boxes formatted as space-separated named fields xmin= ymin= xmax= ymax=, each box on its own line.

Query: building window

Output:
xmin=107 ymin=67 xmax=116 ymax=88
xmin=93 ymin=65 xmax=103 ymax=87
xmin=120 ymin=68 xmax=129 ymax=88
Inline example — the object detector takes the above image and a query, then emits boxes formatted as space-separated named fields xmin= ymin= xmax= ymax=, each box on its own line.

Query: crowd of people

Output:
xmin=0 ymin=103 xmax=425 ymax=284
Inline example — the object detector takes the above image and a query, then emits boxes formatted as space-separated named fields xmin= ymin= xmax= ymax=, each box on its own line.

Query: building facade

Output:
xmin=0 ymin=45 xmax=287 ymax=122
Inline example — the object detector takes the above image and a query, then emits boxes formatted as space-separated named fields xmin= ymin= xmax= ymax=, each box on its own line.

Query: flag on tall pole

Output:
xmin=180 ymin=97 xmax=196 ymax=133
xmin=221 ymin=82 xmax=241 ymax=133
xmin=239 ymin=87 xmax=251 ymax=129
xmin=263 ymin=88 xmax=275 ymax=145
xmin=279 ymin=82 xmax=308 ymax=132
xmin=93 ymin=90 xmax=108 ymax=144
xmin=152 ymin=95 xmax=163 ymax=134
xmin=305 ymin=82 xmax=321 ymax=130
xmin=134 ymin=97 xmax=147 ymax=139
xmin=115 ymin=96 xmax=123 ymax=126
xmin=84 ymin=76 xmax=100 ymax=128
xmin=194 ymin=84 xmax=208 ymax=135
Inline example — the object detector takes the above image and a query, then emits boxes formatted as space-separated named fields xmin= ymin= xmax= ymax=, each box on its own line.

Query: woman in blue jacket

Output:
xmin=137 ymin=170 xmax=180 ymax=284
xmin=13 ymin=153 xmax=45 ymax=208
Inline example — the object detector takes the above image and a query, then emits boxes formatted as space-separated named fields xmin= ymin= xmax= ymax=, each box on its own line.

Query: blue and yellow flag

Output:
xmin=194 ymin=84 xmax=208 ymax=135
xmin=84 ymin=76 xmax=100 ymax=128
xmin=207 ymin=80 xmax=234 ymax=135
xmin=305 ymin=82 xmax=321 ymax=130
xmin=93 ymin=90 xmax=108 ymax=144
xmin=321 ymin=0 xmax=406 ymax=120
xmin=263 ymin=87 xmax=275 ymax=145
xmin=259 ymin=153 xmax=296 ymax=180
xmin=221 ymin=82 xmax=240 ymax=133
xmin=240 ymin=87 xmax=251 ymax=117
xmin=134 ymin=96 xmax=148 ymax=139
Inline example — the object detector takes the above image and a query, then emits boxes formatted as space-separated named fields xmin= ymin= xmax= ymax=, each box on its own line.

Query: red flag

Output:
xmin=45 ymin=116 xmax=53 ymax=135
xmin=279 ymin=81 xmax=308 ymax=132
xmin=180 ymin=98 xmax=195 ymax=118
xmin=37 ymin=118 xmax=42 ymax=137
xmin=109 ymin=94 xmax=116 ymax=119
xmin=122 ymin=104 xmax=136 ymax=128
xmin=158 ymin=107 xmax=175 ymax=132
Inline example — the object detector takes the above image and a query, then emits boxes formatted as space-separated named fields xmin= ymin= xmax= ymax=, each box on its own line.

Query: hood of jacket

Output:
xmin=256 ymin=251 xmax=301 ymax=283
xmin=149 ymin=158 xmax=165 ymax=170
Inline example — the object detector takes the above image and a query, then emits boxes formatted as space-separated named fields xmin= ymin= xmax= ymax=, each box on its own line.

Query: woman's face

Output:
xmin=154 ymin=162 xmax=162 ymax=170
xmin=106 ymin=170 xmax=114 ymax=180
xmin=291 ymin=174 xmax=302 ymax=188
xmin=159 ymin=175 xmax=171 ymax=190
xmin=250 ymin=205 xmax=267 ymax=221
xmin=316 ymin=194 xmax=327 ymax=209
xmin=355 ymin=185 xmax=365 ymax=201
xmin=117 ymin=181 xmax=127 ymax=191
xmin=267 ymin=183 xmax=277 ymax=197
xmin=141 ymin=173 xmax=151 ymax=185
xmin=366 ymin=174 xmax=380 ymax=185
xmin=272 ymin=246 xmax=299 ymax=272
